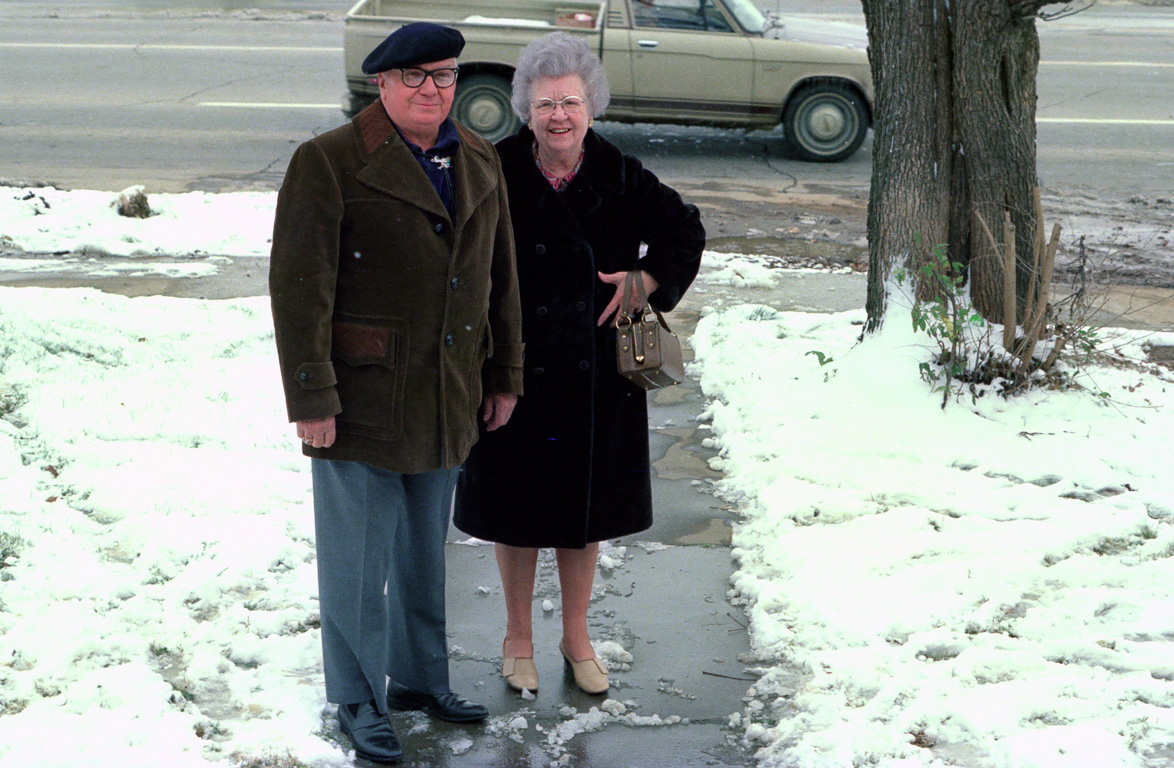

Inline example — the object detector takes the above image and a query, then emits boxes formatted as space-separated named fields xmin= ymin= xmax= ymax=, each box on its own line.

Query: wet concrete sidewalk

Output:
xmin=372 ymin=270 xmax=872 ymax=768
xmin=349 ymin=264 xmax=1174 ymax=765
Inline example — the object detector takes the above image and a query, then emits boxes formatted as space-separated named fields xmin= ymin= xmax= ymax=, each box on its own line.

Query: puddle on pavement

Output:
xmin=652 ymin=440 xmax=721 ymax=482
xmin=673 ymin=517 xmax=732 ymax=546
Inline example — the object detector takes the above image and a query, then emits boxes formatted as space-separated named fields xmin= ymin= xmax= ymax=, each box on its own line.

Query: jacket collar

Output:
xmin=498 ymin=126 xmax=629 ymax=231
xmin=358 ymin=99 xmax=397 ymax=155
xmin=501 ymin=126 xmax=626 ymax=196
xmin=351 ymin=101 xmax=499 ymax=228
xmin=577 ymin=128 xmax=627 ymax=196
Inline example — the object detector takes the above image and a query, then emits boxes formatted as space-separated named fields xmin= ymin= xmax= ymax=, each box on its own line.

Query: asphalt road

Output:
xmin=1 ymin=2 xmax=1172 ymax=200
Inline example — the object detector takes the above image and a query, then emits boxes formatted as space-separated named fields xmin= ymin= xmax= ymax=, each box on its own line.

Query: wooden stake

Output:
xmin=1019 ymin=213 xmax=1061 ymax=367
xmin=1020 ymin=190 xmax=1044 ymax=350
xmin=1002 ymin=211 xmax=1017 ymax=353
xmin=1034 ymin=187 xmax=1046 ymax=306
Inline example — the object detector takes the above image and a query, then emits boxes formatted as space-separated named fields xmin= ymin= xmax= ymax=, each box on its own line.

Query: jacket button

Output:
xmin=576 ymin=301 xmax=586 ymax=311
xmin=298 ymin=372 xmax=309 ymax=382
xmin=434 ymin=222 xmax=445 ymax=234
xmin=535 ymin=244 xmax=546 ymax=255
xmin=579 ymin=360 xmax=590 ymax=371
xmin=536 ymin=306 xmax=548 ymax=316
xmin=533 ymin=367 xmax=545 ymax=375
xmin=450 ymin=277 xmax=460 ymax=289
xmin=445 ymin=333 xmax=455 ymax=347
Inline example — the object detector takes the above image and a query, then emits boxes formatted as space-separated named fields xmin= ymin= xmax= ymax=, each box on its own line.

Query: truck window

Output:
xmin=719 ymin=0 xmax=766 ymax=34
xmin=631 ymin=0 xmax=734 ymax=33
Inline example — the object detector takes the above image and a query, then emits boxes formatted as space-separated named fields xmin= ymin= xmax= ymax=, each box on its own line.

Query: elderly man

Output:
xmin=269 ymin=22 xmax=523 ymax=764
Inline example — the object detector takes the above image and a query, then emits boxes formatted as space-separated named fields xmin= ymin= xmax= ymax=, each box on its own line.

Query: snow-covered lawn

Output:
xmin=0 ymin=186 xmax=273 ymax=259
xmin=0 ymin=288 xmax=335 ymax=767
xmin=693 ymin=306 xmax=1174 ymax=767
xmin=3 ymin=186 xmax=1174 ymax=767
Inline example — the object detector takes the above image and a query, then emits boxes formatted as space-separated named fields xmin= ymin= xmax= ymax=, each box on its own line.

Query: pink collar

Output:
xmin=532 ymin=140 xmax=584 ymax=191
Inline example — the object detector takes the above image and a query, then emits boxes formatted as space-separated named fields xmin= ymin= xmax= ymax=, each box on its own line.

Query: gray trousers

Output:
xmin=311 ymin=458 xmax=459 ymax=712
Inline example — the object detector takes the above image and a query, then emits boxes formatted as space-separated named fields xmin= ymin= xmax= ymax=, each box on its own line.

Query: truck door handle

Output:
xmin=636 ymin=39 xmax=660 ymax=48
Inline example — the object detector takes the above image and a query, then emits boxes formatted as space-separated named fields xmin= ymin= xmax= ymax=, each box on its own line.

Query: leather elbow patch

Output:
xmin=294 ymin=361 xmax=337 ymax=390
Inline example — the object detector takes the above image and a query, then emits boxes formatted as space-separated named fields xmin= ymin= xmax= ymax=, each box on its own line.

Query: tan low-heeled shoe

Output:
xmin=559 ymin=640 xmax=609 ymax=695
xmin=502 ymin=643 xmax=538 ymax=693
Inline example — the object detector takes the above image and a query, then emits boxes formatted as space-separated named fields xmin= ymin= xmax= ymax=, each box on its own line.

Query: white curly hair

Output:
xmin=510 ymin=31 xmax=611 ymax=121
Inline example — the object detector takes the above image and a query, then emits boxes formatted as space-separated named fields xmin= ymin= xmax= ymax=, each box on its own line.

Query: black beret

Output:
xmin=361 ymin=22 xmax=466 ymax=74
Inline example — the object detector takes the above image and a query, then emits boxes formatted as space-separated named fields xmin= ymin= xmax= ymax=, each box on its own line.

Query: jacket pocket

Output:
xmin=331 ymin=318 xmax=408 ymax=437
xmin=467 ymin=315 xmax=492 ymax=382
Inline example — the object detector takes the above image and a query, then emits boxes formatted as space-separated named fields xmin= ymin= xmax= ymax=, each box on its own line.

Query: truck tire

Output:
xmin=782 ymin=82 xmax=869 ymax=163
xmin=452 ymin=74 xmax=520 ymax=143
xmin=342 ymin=90 xmax=376 ymax=119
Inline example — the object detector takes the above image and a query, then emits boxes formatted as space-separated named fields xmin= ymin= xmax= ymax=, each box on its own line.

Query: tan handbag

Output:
xmin=615 ymin=271 xmax=684 ymax=390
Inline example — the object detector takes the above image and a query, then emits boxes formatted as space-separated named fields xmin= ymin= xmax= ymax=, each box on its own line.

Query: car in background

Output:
xmin=343 ymin=0 xmax=873 ymax=161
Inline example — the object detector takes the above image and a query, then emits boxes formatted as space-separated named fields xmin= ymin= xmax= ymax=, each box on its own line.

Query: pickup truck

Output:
xmin=343 ymin=0 xmax=874 ymax=162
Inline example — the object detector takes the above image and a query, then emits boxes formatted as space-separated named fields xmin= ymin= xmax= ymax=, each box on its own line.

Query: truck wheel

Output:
xmin=452 ymin=74 xmax=520 ymax=143
xmin=342 ymin=90 xmax=376 ymax=119
xmin=782 ymin=82 xmax=869 ymax=163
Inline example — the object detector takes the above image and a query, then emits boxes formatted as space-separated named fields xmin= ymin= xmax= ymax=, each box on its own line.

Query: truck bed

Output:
xmin=344 ymin=0 xmax=607 ymax=103
xmin=345 ymin=0 xmax=605 ymax=31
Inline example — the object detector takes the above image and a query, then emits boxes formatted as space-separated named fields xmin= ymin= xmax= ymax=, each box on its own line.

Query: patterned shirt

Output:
xmin=533 ymin=140 xmax=585 ymax=192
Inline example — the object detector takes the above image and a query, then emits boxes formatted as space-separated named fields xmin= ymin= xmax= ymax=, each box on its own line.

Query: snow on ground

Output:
xmin=0 ymin=186 xmax=274 ymax=259
xmin=3 ymin=188 xmax=1174 ymax=767
xmin=692 ymin=302 xmax=1174 ymax=767
xmin=0 ymin=289 xmax=335 ymax=768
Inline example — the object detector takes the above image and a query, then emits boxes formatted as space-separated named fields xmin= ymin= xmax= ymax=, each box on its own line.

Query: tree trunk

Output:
xmin=864 ymin=0 xmax=1048 ymax=332
xmin=953 ymin=0 xmax=1042 ymax=320
xmin=861 ymin=0 xmax=951 ymax=332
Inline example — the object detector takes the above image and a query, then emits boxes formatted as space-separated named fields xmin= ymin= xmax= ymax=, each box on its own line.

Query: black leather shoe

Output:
xmin=338 ymin=700 xmax=403 ymax=764
xmin=386 ymin=684 xmax=488 ymax=723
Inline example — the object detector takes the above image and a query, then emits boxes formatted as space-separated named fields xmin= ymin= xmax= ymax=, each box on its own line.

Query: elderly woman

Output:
xmin=454 ymin=32 xmax=704 ymax=696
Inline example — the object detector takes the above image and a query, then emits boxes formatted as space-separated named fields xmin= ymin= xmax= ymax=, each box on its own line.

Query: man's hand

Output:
xmin=296 ymin=416 xmax=336 ymax=448
xmin=596 ymin=270 xmax=660 ymax=327
xmin=481 ymin=394 xmax=518 ymax=432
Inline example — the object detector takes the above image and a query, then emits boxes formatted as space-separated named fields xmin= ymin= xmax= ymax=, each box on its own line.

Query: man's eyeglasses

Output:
xmin=532 ymin=96 xmax=586 ymax=116
xmin=397 ymin=67 xmax=459 ymax=88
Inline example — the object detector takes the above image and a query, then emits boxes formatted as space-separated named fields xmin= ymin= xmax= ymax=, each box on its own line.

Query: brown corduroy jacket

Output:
xmin=269 ymin=102 xmax=523 ymax=473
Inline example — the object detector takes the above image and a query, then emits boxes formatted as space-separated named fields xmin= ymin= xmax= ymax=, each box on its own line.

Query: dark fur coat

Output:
xmin=453 ymin=127 xmax=704 ymax=548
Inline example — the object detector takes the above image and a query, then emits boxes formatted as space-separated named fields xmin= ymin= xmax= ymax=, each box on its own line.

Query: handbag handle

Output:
xmin=620 ymin=270 xmax=674 ymax=333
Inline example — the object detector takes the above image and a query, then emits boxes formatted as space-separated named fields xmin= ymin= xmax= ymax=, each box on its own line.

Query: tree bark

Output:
xmin=861 ymin=0 xmax=951 ymax=332
xmin=864 ymin=0 xmax=1059 ymax=332
xmin=952 ymin=0 xmax=1042 ymax=321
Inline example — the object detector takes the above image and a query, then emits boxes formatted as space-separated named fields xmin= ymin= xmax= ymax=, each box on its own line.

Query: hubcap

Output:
xmin=467 ymin=95 xmax=504 ymax=133
xmin=807 ymin=103 xmax=846 ymax=141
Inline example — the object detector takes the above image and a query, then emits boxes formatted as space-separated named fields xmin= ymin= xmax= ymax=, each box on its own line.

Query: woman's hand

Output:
xmin=596 ymin=270 xmax=659 ymax=327
xmin=481 ymin=393 xmax=518 ymax=431
xmin=296 ymin=415 xmax=336 ymax=448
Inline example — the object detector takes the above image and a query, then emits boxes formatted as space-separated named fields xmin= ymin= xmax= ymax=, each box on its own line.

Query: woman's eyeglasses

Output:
xmin=532 ymin=96 xmax=586 ymax=116
xmin=397 ymin=67 xmax=459 ymax=88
